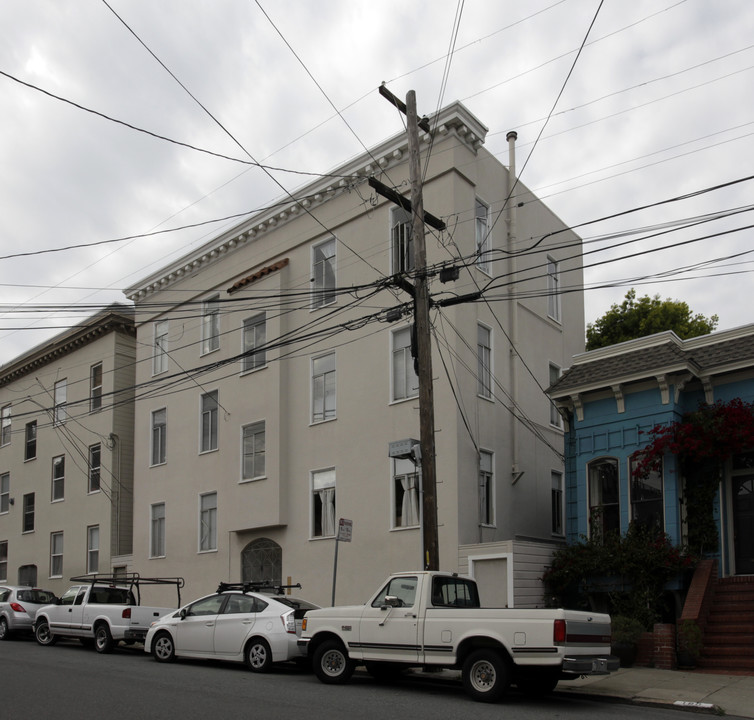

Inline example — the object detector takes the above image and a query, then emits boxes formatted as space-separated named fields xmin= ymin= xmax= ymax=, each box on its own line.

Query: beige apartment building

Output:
xmin=126 ymin=101 xmax=585 ymax=608
xmin=0 ymin=306 xmax=136 ymax=596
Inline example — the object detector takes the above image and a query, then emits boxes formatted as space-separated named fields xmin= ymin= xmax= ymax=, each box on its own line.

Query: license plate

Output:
xmin=592 ymin=658 xmax=608 ymax=673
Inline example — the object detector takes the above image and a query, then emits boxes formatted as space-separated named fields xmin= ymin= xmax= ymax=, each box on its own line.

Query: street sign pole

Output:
xmin=331 ymin=518 xmax=352 ymax=606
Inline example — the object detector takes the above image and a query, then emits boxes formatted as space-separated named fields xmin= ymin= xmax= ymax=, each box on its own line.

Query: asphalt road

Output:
xmin=0 ymin=637 xmax=696 ymax=720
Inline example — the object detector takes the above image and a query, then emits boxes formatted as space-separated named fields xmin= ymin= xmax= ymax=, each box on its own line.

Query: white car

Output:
xmin=0 ymin=586 xmax=57 ymax=640
xmin=144 ymin=584 xmax=318 ymax=672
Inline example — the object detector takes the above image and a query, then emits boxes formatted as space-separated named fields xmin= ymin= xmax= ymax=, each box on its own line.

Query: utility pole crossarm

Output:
xmin=367 ymin=177 xmax=446 ymax=232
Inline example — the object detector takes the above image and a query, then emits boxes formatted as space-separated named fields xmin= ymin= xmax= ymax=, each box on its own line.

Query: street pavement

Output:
xmin=556 ymin=666 xmax=754 ymax=718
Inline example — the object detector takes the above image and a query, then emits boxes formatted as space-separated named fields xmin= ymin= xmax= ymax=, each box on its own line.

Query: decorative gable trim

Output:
xmin=227 ymin=258 xmax=289 ymax=295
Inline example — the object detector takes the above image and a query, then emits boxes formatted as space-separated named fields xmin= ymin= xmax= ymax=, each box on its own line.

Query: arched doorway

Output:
xmin=241 ymin=538 xmax=282 ymax=585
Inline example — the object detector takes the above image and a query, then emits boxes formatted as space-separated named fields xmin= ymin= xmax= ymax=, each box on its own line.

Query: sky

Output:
xmin=1 ymin=0 xmax=752 ymax=366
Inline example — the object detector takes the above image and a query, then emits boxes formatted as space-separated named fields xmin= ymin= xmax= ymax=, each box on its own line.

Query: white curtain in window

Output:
xmin=400 ymin=475 xmax=419 ymax=526
xmin=319 ymin=487 xmax=336 ymax=536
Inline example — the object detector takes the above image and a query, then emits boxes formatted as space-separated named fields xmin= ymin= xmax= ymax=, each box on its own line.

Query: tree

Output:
xmin=586 ymin=289 xmax=718 ymax=351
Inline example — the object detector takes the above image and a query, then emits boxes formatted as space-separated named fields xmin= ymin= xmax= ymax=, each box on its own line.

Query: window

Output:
xmin=50 ymin=532 xmax=63 ymax=577
xmin=392 ymin=327 xmax=419 ymax=402
xmin=88 ymin=444 xmax=101 ymax=493
xmin=151 ymin=408 xmax=167 ymax=466
xmin=0 ymin=473 xmax=8 ymax=514
xmin=199 ymin=493 xmax=217 ymax=552
xmin=371 ymin=575 xmax=418 ymax=608
xmin=242 ymin=314 xmax=266 ymax=373
xmin=25 ymin=421 xmax=36 ymax=461
xmin=0 ymin=541 xmax=7 ymax=582
xmin=588 ymin=458 xmax=620 ymax=542
xmin=90 ymin=362 xmax=103 ymax=412
xmin=391 ymin=206 xmax=414 ymax=274
xmin=547 ymin=257 xmax=561 ymax=322
xmin=311 ymin=469 xmax=336 ymax=538
xmin=431 ymin=576 xmax=480 ymax=608
xmin=549 ymin=363 xmax=563 ymax=428
xmin=311 ymin=353 xmax=336 ymax=423
xmin=552 ymin=471 xmax=564 ymax=535
xmin=242 ymin=421 xmax=265 ymax=481
xmin=1 ymin=404 xmax=10 ymax=446
xmin=153 ymin=320 xmax=169 ymax=375
xmin=630 ymin=457 xmax=664 ymax=531
xmin=477 ymin=324 xmax=492 ymax=399
xmin=393 ymin=458 xmax=419 ymax=528
xmin=51 ymin=455 xmax=65 ymax=502
xmin=185 ymin=594 xmax=225 ymax=617
xmin=202 ymin=295 xmax=220 ymax=354
xmin=87 ymin=525 xmax=99 ymax=574
xmin=200 ymin=391 xmax=218 ymax=453
xmin=53 ymin=379 xmax=67 ymax=425
xmin=22 ymin=493 xmax=34 ymax=533
xmin=475 ymin=198 xmax=490 ymax=273
xmin=312 ymin=238 xmax=336 ymax=308
xmin=479 ymin=451 xmax=495 ymax=526
xmin=150 ymin=503 xmax=165 ymax=558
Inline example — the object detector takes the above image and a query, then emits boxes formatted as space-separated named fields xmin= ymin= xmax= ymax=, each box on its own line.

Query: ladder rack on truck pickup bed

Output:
xmin=69 ymin=574 xmax=185 ymax=607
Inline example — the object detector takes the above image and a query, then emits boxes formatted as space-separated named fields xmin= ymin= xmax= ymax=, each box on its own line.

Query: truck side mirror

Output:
xmin=381 ymin=596 xmax=403 ymax=609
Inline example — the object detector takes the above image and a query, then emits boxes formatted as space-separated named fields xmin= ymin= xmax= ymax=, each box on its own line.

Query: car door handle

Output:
xmin=242 ymin=620 xmax=253 ymax=625
xmin=404 ymin=613 xmax=417 ymax=618
xmin=205 ymin=622 xmax=215 ymax=627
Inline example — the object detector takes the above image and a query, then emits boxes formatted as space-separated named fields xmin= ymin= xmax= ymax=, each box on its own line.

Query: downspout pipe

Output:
xmin=506 ymin=131 xmax=520 ymax=483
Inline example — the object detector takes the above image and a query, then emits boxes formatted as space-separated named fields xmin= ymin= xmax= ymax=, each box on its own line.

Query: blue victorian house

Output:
xmin=548 ymin=323 xmax=754 ymax=578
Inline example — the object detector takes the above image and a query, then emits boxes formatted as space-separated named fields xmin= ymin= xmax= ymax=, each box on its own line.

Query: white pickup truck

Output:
xmin=34 ymin=574 xmax=184 ymax=653
xmin=299 ymin=571 xmax=618 ymax=703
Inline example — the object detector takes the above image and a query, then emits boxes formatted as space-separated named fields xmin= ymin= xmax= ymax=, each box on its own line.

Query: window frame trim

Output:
xmin=240 ymin=420 xmax=266 ymax=483
xmin=310 ymin=237 xmax=337 ymax=310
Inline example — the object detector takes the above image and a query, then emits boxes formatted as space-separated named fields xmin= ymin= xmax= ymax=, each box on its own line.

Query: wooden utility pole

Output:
xmin=406 ymin=91 xmax=439 ymax=571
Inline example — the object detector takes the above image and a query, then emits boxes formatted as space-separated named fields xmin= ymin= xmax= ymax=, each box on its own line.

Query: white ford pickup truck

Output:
xmin=299 ymin=571 xmax=618 ymax=702
xmin=34 ymin=574 xmax=184 ymax=653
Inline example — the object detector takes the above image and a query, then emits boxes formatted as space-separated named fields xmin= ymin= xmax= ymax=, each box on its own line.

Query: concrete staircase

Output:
xmin=698 ymin=576 xmax=754 ymax=673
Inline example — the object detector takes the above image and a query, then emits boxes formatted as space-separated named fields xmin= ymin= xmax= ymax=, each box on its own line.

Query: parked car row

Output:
xmin=2 ymin=578 xmax=319 ymax=674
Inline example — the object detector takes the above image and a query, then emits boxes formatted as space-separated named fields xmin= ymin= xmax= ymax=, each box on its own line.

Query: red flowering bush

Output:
xmin=633 ymin=398 xmax=754 ymax=555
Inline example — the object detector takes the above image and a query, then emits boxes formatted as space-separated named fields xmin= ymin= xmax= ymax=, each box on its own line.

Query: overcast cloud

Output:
xmin=1 ymin=0 xmax=753 ymax=365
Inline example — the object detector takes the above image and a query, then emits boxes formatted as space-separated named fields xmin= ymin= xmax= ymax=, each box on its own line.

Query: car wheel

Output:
xmin=245 ymin=637 xmax=273 ymax=673
xmin=94 ymin=624 xmax=114 ymax=654
xmin=312 ymin=639 xmax=355 ymax=684
xmin=152 ymin=631 xmax=176 ymax=663
xmin=35 ymin=620 xmax=58 ymax=646
xmin=462 ymin=648 xmax=509 ymax=703
xmin=0 ymin=617 xmax=11 ymax=641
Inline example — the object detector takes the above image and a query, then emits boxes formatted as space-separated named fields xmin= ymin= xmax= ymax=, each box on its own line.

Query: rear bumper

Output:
xmin=124 ymin=628 xmax=148 ymax=643
xmin=562 ymin=655 xmax=620 ymax=675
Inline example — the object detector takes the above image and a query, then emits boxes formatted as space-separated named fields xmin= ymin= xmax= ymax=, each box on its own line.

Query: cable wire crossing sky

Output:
xmin=1 ymin=0 xmax=752 ymax=364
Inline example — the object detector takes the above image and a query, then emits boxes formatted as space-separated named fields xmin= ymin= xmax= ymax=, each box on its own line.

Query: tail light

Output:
xmin=553 ymin=619 xmax=566 ymax=644
xmin=122 ymin=608 xmax=132 ymax=619
xmin=281 ymin=610 xmax=296 ymax=634
xmin=10 ymin=602 xmax=25 ymax=613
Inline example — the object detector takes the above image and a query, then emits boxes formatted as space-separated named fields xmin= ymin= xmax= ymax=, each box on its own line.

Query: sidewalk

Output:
xmin=557 ymin=667 xmax=754 ymax=718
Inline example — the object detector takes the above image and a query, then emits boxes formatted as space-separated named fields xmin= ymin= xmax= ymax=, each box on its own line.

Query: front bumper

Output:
xmin=562 ymin=655 xmax=620 ymax=675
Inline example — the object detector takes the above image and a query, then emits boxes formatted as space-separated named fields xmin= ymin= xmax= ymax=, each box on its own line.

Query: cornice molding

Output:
xmin=125 ymin=101 xmax=489 ymax=303
xmin=0 ymin=306 xmax=134 ymax=387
